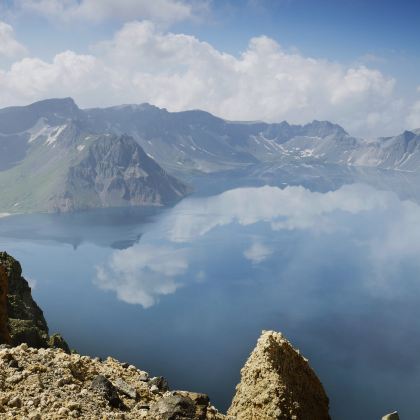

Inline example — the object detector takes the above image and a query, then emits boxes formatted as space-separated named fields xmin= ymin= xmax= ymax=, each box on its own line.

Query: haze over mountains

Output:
xmin=0 ymin=97 xmax=420 ymax=214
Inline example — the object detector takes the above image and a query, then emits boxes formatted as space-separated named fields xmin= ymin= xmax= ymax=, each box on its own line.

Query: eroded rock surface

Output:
xmin=228 ymin=330 xmax=330 ymax=420
xmin=0 ymin=344 xmax=226 ymax=419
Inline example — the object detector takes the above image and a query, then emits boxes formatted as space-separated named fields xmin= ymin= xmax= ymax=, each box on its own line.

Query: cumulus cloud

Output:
xmin=244 ymin=240 xmax=273 ymax=264
xmin=15 ymin=0 xmax=203 ymax=24
xmin=0 ymin=21 xmax=26 ymax=58
xmin=0 ymin=50 xmax=101 ymax=107
xmin=0 ymin=20 xmax=412 ymax=137
xmin=95 ymin=244 xmax=189 ymax=308
xmin=407 ymin=100 xmax=420 ymax=130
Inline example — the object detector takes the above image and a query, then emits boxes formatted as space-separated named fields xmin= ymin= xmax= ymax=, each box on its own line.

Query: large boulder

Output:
xmin=228 ymin=330 xmax=330 ymax=420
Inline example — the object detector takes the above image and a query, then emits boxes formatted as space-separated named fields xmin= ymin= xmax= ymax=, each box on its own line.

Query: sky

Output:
xmin=0 ymin=0 xmax=419 ymax=138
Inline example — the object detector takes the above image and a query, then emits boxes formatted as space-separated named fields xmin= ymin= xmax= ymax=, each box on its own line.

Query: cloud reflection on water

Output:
xmin=95 ymin=183 xmax=420 ymax=307
xmin=95 ymin=244 xmax=189 ymax=308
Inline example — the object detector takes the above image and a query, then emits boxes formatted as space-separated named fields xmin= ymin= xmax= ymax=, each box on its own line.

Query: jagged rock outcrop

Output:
xmin=0 ymin=265 xmax=10 ymax=344
xmin=0 ymin=252 xmax=68 ymax=351
xmin=0 ymin=344 xmax=227 ymax=419
xmin=228 ymin=330 xmax=330 ymax=420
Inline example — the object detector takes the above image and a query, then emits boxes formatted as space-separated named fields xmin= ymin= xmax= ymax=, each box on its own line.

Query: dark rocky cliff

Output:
xmin=48 ymin=134 xmax=191 ymax=213
xmin=0 ymin=252 xmax=69 ymax=352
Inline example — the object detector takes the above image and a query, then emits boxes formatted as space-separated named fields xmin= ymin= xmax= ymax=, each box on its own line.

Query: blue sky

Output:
xmin=0 ymin=0 xmax=419 ymax=137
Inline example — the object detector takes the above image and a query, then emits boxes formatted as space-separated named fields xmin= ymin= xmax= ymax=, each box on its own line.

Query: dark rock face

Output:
xmin=91 ymin=374 xmax=124 ymax=408
xmin=176 ymin=392 xmax=210 ymax=420
xmin=149 ymin=394 xmax=196 ymax=420
xmin=49 ymin=134 xmax=190 ymax=213
xmin=0 ymin=252 xmax=49 ymax=348
xmin=114 ymin=377 xmax=138 ymax=399
xmin=48 ymin=333 xmax=71 ymax=354
xmin=0 ymin=252 xmax=70 ymax=351
xmin=0 ymin=265 xmax=10 ymax=344
xmin=149 ymin=376 xmax=170 ymax=392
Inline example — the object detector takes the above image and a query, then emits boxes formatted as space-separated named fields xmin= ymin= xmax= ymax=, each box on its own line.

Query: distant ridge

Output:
xmin=1 ymin=97 xmax=420 ymax=214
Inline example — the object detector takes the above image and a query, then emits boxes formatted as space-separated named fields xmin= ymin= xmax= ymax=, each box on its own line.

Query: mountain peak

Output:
xmin=28 ymin=97 xmax=80 ymax=115
xmin=305 ymin=120 xmax=348 ymax=136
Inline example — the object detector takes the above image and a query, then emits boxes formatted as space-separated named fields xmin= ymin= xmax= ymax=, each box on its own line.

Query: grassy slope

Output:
xmin=0 ymin=138 xmax=90 ymax=214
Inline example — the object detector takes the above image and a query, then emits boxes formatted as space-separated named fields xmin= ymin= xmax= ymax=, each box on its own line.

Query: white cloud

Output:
xmin=244 ymin=240 xmax=273 ymax=264
xmin=0 ymin=50 xmax=100 ymax=106
xmin=163 ymin=184 xmax=420 ymax=296
xmin=166 ymin=184 xmax=392 ymax=242
xmin=0 ymin=21 xmax=26 ymax=58
xmin=407 ymin=100 xmax=420 ymax=130
xmin=94 ymin=183 xmax=420 ymax=306
xmin=0 ymin=20 xmax=413 ymax=137
xmin=16 ymin=0 xmax=203 ymax=24
xmin=94 ymin=244 xmax=189 ymax=308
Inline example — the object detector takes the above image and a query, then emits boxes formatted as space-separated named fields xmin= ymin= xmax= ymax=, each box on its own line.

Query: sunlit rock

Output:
xmin=228 ymin=330 xmax=330 ymax=420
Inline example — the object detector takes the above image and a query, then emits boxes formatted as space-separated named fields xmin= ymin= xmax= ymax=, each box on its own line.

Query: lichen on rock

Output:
xmin=228 ymin=330 xmax=330 ymax=420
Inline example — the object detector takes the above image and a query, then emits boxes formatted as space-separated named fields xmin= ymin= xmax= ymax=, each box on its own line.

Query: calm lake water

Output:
xmin=1 ymin=183 xmax=420 ymax=419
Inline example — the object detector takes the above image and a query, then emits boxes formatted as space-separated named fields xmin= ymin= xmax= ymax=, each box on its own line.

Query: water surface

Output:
xmin=1 ymin=183 xmax=420 ymax=419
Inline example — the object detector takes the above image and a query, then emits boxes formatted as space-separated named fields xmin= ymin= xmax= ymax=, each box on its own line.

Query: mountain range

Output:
xmin=0 ymin=99 xmax=189 ymax=214
xmin=0 ymin=97 xmax=419 ymax=214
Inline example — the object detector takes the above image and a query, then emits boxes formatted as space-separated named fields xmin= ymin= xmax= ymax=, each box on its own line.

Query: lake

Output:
xmin=1 ymin=182 xmax=420 ymax=419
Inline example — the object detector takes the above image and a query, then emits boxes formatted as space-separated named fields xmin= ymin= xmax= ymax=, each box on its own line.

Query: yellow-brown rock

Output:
xmin=228 ymin=330 xmax=330 ymax=420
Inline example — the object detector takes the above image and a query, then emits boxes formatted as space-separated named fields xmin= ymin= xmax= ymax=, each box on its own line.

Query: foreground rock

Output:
xmin=0 ymin=252 xmax=69 ymax=351
xmin=228 ymin=330 xmax=330 ymax=420
xmin=0 ymin=344 xmax=226 ymax=419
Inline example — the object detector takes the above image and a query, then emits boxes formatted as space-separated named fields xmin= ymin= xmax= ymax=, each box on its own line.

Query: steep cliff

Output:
xmin=0 ymin=252 xmax=69 ymax=352
xmin=228 ymin=330 xmax=330 ymax=420
xmin=49 ymin=134 xmax=190 ymax=213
